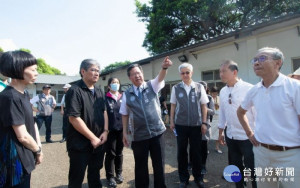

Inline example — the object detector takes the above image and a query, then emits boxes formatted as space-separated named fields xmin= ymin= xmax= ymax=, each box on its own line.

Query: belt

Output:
xmin=260 ymin=143 xmax=300 ymax=151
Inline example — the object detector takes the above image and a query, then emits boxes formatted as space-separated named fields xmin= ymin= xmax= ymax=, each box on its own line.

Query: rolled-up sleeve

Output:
xmin=119 ymin=93 xmax=128 ymax=115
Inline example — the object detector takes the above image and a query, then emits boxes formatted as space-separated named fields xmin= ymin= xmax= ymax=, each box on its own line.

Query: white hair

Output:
xmin=257 ymin=47 xmax=284 ymax=62
xmin=178 ymin=63 xmax=193 ymax=73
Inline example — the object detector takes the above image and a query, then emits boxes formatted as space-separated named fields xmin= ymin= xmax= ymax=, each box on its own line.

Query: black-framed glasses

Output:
xmin=250 ymin=55 xmax=268 ymax=65
xmin=228 ymin=93 xmax=232 ymax=104
xmin=180 ymin=71 xmax=190 ymax=75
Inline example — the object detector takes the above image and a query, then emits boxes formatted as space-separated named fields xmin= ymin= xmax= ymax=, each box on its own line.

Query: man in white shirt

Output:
xmin=120 ymin=56 xmax=172 ymax=188
xmin=30 ymin=84 xmax=56 ymax=143
xmin=218 ymin=60 xmax=256 ymax=188
xmin=60 ymin=83 xmax=71 ymax=143
xmin=237 ymin=47 xmax=300 ymax=188
xmin=170 ymin=63 xmax=208 ymax=188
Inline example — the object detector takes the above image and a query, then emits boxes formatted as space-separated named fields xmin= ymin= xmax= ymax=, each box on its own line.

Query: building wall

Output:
xmin=98 ymin=22 xmax=300 ymax=90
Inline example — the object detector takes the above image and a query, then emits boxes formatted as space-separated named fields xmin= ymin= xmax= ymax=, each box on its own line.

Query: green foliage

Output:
xmin=0 ymin=47 xmax=3 ymax=52
xmin=19 ymin=48 xmax=31 ymax=53
xmin=37 ymin=58 xmax=63 ymax=75
xmin=101 ymin=61 xmax=131 ymax=73
xmin=135 ymin=0 xmax=300 ymax=54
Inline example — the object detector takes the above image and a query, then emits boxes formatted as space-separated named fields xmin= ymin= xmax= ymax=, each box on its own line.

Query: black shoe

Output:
xmin=46 ymin=139 xmax=53 ymax=143
xmin=179 ymin=181 xmax=188 ymax=188
xmin=60 ymin=138 xmax=66 ymax=143
xmin=195 ymin=179 xmax=205 ymax=188
xmin=107 ymin=177 xmax=117 ymax=188
xmin=115 ymin=174 xmax=124 ymax=184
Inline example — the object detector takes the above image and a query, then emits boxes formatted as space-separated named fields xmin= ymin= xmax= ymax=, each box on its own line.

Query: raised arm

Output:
xmin=157 ymin=56 xmax=173 ymax=82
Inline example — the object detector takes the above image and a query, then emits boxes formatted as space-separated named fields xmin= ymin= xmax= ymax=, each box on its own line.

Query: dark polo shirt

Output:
xmin=65 ymin=79 xmax=106 ymax=152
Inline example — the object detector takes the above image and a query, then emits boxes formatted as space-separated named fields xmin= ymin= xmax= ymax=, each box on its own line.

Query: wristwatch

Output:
xmin=202 ymin=122 xmax=208 ymax=126
xmin=104 ymin=129 xmax=109 ymax=133
xmin=34 ymin=146 xmax=42 ymax=155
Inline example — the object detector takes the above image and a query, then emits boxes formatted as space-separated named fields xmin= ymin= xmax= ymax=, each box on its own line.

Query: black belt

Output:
xmin=260 ymin=143 xmax=300 ymax=151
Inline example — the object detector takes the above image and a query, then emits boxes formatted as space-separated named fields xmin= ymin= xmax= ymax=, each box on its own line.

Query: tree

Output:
xmin=0 ymin=47 xmax=3 ymax=53
xmin=37 ymin=58 xmax=63 ymax=75
xmin=135 ymin=0 xmax=300 ymax=55
xmin=101 ymin=60 xmax=131 ymax=73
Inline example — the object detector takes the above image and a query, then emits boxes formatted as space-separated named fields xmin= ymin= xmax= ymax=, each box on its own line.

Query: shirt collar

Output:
xmin=257 ymin=73 xmax=285 ymax=88
xmin=181 ymin=81 xmax=196 ymax=88
xmin=227 ymin=78 xmax=243 ymax=88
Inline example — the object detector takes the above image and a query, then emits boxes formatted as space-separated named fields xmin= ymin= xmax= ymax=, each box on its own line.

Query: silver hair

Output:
xmin=178 ymin=63 xmax=193 ymax=73
xmin=79 ymin=59 xmax=100 ymax=77
xmin=257 ymin=47 xmax=284 ymax=62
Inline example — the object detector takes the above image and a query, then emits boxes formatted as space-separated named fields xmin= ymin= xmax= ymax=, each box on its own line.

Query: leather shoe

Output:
xmin=60 ymin=138 xmax=66 ymax=143
xmin=115 ymin=174 xmax=124 ymax=184
xmin=107 ymin=177 xmax=117 ymax=188
xmin=195 ymin=179 xmax=205 ymax=188
xmin=46 ymin=139 xmax=53 ymax=143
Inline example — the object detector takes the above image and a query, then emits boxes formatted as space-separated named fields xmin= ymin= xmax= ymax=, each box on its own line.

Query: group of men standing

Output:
xmin=30 ymin=46 xmax=299 ymax=188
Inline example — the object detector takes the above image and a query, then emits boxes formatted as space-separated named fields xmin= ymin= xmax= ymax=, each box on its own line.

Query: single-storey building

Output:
xmin=27 ymin=74 xmax=81 ymax=106
xmin=98 ymin=13 xmax=300 ymax=102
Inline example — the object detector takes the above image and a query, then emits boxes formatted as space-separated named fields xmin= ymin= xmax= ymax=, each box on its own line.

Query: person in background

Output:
xmin=170 ymin=63 xmax=208 ymax=188
xmin=120 ymin=57 xmax=172 ymax=188
xmin=30 ymin=84 xmax=56 ymax=143
xmin=210 ymin=86 xmax=222 ymax=153
xmin=199 ymin=81 xmax=215 ymax=176
xmin=0 ymin=50 xmax=43 ymax=187
xmin=60 ymin=83 xmax=71 ymax=143
xmin=65 ymin=59 xmax=109 ymax=187
xmin=0 ymin=51 xmax=8 ymax=92
xmin=159 ymin=94 xmax=168 ymax=124
xmin=218 ymin=60 xmax=256 ymax=188
xmin=104 ymin=77 xmax=124 ymax=188
xmin=237 ymin=47 xmax=300 ymax=188
xmin=288 ymin=67 xmax=300 ymax=81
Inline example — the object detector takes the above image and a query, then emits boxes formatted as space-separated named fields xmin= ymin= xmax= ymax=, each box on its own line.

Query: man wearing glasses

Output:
xmin=170 ymin=63 xmax=208 ymax=188
xmin=237 ymin=47 xmax=300 ymax=188
xmin=218 ymin=60 xmax=256 ymax=188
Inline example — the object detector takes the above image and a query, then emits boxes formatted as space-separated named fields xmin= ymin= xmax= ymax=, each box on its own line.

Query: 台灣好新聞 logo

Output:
xmin=223 ymin=165 xmax=242 ymax=182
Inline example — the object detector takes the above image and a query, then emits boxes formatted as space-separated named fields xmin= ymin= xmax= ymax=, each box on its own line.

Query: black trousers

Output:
xmin=68 ymin=147 xmax=105 ymax=188
xmin=176 ymin=125 xmax=202 ymax=183
xmin=104 ymin=130 xmax=124 ymax=179
xmin=36 ymin=115 xmax=52 ymax=141
xmin=131 ymin=134 xmax=166 ymax=188
xmin=62 ymin=110 xmax=69 ymax=139
xmin=200 ymin=140 xmax=208 ymax=167
xmin=226 ymin=136 xmax=257 ymax=188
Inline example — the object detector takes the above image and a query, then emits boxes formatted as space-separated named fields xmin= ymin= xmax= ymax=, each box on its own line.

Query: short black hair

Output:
xmin=107 ymin=77 xmax=121 ymax=86
xmin=221 ymin=60 xmax=239 ymax=72
xmin=210 ymin=86 xmax=219 ymax=93
xmin=127 ymin=64 xmax=143 ymax=77
xmin=0 ymin=50 xmax=37 ymax=79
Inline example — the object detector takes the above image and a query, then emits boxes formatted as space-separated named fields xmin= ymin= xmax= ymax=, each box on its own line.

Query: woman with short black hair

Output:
xmin=0 ymin=51 xmax=42 ymax=188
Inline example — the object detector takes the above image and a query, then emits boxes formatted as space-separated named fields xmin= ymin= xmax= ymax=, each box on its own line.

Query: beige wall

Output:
xmin=98 ymin=20 xmax=300 ymax=90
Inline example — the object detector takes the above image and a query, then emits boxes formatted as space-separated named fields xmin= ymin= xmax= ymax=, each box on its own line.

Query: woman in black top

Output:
xmin=104 ymin=77 xmax=124 ymax=188
xmin=0 ymin=51 xmax=42 ymax=188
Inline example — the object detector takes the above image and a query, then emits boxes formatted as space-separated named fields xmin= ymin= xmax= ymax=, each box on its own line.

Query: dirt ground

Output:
xmin=31 ymin=110 xmax=243 ymax=188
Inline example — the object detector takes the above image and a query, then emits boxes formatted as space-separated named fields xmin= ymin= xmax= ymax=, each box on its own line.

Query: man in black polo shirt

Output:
xmin=65 ymin=59 xmax=109 ymax=188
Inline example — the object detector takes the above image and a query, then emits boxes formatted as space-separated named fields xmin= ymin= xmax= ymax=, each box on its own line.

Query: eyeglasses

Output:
xmin=180 ymin=71 xmax=190 ymax=75
xmin=250 ymin=55 xmax=269 ymax=65
xmin=228 ymin=93 xmax=232 ymax=104
xmin=89 ymin=68 xmax=100 ymax=73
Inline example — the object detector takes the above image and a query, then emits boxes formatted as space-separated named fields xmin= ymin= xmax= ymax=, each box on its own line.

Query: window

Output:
xmin=57 ymin=91 xmax=64 ymax=103
xmin=202 ymin=69 xmax=225 ymax=91
xmin=292 ymin=58 xmax=300 ymax=71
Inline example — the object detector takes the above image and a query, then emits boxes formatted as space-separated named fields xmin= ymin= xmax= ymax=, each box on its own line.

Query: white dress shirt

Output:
xmin=170 ymin=81 xmax=209 ymax=105
xmin=218 ymin=79 xmax=255 ymax=140
xmin=241 ymin=73 xmax=300 ymax=146
xmin=119 ymin=76 xmax=165 ymax=115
